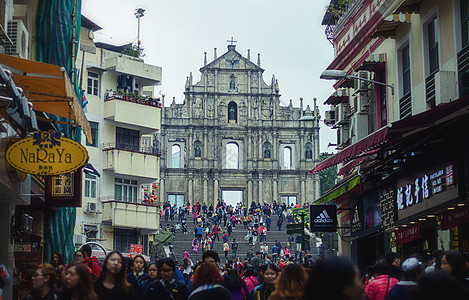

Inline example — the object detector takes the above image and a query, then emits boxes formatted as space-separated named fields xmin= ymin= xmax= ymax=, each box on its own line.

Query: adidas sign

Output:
xmin=314 ymin=210 xmax=334 ymax=224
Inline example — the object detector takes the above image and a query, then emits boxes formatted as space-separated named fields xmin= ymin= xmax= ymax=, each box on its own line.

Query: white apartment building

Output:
xmin=74 ymin=16 xmax=162 ymax=255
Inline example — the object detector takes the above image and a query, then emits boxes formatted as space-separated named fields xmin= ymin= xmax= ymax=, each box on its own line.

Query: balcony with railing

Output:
xmin=101 ymin=199 xmax=160 ymax=230
xmin=104 ymin=92 xmax=161 ymax=133
xmin=399 ymin=92 xmax=412 ymax=119
xmin=425 ymin=71 xmax=437 ymax=107
xmin=458 ymin=44 xmax=469 ymax=97
xmin=102 ymin=142 xmax=160 ymax=179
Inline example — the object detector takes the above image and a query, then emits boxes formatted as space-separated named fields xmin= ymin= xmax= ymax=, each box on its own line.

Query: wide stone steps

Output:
xmin=161 ymin=213 xmax=298 ymax=263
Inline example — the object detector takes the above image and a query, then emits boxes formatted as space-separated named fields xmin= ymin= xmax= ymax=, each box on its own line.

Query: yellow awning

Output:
xmin=0 ymin=54 xmax=92 ymax=144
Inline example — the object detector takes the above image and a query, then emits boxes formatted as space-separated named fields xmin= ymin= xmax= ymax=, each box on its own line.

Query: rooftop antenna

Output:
xmin=135 ymin=8 xmax=145 ymax=54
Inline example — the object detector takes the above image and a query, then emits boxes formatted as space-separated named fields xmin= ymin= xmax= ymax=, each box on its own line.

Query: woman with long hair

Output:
xmin=304 ymin=256 xmax=363 ymax=300
xmin=23 ymin=263 xmax=57 ymax=300
xmin=58 ymin=263 xmax=97 ymax=300
xmin=126 ymin=255 xmax=149 ymax=300
xmin=189 ymin=262 xmax=231 ymax=300
xmin=440 ymin=250 xmax=468 ymax=281
xmin=143 ymin=258 xmax=189 ymax=300
xmin=269 ymin=263 xmax=308 ymax=300
xmin=251 ymin=264 xmax=278 ymax=300
xmin=93 ymin=251 xmax=133 ymax=300
xmin=50 ymin=253 xmax=65 ymax=284
xmin=226 ymin=268 xmax=248 ymax=300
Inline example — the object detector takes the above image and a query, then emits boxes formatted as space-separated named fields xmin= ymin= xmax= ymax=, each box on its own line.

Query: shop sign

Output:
xmin=45 ymin=171 xmax=83 ymax=207
xmin=6 ymin=131 xmax=88 ymax=176
xmin=130 ymin=244 xmax=143 ymax=258
xmin=442 ymin=206 xmax=469 ymax=230
xmin=310 ymin=205 xmax=337 ymax=232
xmin=396 ymin=223 xmax=422 ymax=246
xmin=351 ymin=205 xmax=362 ymax=233
xmin=396 ymin=164 xmax=454 ymax=211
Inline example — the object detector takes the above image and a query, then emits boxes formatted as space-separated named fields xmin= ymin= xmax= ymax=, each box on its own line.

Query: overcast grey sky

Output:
xmin=82 ymin=0 xmax=336 ymax=153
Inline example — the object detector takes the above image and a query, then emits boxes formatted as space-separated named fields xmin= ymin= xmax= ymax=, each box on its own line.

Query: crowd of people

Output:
xmin=162 ymin=200 xmax=304 ymax=261
xmin=8 ymin=247 xmax=469 ymax=300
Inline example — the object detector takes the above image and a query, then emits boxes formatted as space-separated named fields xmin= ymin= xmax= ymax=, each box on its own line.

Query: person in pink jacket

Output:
xmin=243 ymin=268 xmax=259 ymax=297
xmin=365 ymin=260 xmax=398 ymax=300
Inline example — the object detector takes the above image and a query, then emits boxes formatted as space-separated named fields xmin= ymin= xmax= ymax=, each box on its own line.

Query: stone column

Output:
xmin=213 ymin=178 xmax=219 ymax=207
xmin=159 ymin=177 xmax=165 ymax=203
xmin=273 ymin=132 xmax=278 ymax=168
xmin=258 ymin=131 xmax=263 ymax=160
xmin=215 ymin=70 xmax=218 ymax=93
xmin=272 ymin=175 xmax=278 ymax=204
xmin=301 ymin=179 xmax=306 ymax=205
xmin=189 ymin=94 xmax=193 ymax=119
xmin=203 ymin=177 xmax=208 ymax=205
xmin=188 ymin=177 xmax=193 ymax=206
xmin=258 ymin=174 xmax=263 ymax=205
xmin=248 ymin=179 xmax=253 ymax=207
xmin=299 ymin=130 xmax=304 ymax=168
xmin=204 ymin=129 xmax=208 ymax=158
xmin=188 ymin=128 xmax=193 ymax=161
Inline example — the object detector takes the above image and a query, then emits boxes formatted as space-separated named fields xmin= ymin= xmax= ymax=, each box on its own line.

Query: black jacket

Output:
xmin=142 ymin=279 xmax=189 ymax=300
xmin=93 ymin=279 xmax=133 ymax=300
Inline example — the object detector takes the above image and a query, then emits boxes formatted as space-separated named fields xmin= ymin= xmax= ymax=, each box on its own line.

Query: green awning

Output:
xmin=316 ymin=176 xmax=361 ymax=204
xmin=153 ymin=230 xmax=174 ymax=246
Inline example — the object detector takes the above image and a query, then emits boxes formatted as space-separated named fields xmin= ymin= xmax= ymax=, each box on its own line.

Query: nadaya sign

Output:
xmin=6 ymin=131 xmax=88 ymax=176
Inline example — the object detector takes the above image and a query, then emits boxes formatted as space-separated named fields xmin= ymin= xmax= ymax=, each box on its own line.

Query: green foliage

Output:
xmin=327 ymin=0 xmax=355 ymax=17
xmin=319 ymin=152 xmax=337 ymax=196
xmin=121 ymin=43 xmax=145 ymax=58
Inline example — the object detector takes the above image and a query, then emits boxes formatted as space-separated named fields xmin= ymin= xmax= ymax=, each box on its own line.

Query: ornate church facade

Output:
xmin=159 ymin=44 xmax=320 ymax=207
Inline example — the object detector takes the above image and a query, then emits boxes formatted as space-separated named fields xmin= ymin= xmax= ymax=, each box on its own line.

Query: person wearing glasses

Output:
xmin=23 ymin=263 xmax=57 ymax=300
xmin=142 ymin=258 xmax=189 ymax=300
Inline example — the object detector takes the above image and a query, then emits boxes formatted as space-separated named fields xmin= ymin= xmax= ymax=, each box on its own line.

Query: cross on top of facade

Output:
xmin=227 ymin=37 xmax=237 ymax=46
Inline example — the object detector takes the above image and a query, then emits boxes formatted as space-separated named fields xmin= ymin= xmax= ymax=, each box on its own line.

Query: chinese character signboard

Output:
xmin=45 ymin=171 xmax=82 ymax=207
xmin=396 ymin=163 xmax=458 ymax=221
xmin=396 ymin=223 xmax=422 ymax=246
xmin=442 ymin=206 xmax=469 ymax=230
xmin=6 ymin=131 xmax=88 ymax=176
xmin=310 ymin=205 xmax=337 ymax=232
xmin=130 ymin=244 xmax=143 ymax=258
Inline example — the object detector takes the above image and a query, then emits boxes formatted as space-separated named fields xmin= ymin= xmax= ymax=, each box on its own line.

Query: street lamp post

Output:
xmin=320 ymin=69 xmax=394 ymax=95
xmin=134 ymin=8 xmax=145 ymax=54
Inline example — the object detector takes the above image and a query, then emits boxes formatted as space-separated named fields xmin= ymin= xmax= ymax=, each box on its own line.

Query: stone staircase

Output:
xmin=161 ymin=212 xmax=301 ymax=264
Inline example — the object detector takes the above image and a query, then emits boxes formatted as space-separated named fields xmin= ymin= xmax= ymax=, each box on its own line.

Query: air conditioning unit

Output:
xmin=74 ymin=234 xmax=87 ymax=245
xmin=337 ymin=125 xmax=350 ymax=147
xmin=434 ymin=70 xmax=457 ymax=106
xmin=334 ymin=103 xmax=351 ymax=126
xmin=352 ymin=92 xmax=368 ymax=114
xmin=85 ymin=202 xmax=98 ymax=213
xmin=349 ymin=114 xmax=369 ymax=144
xmin=6 ymin=20 xmax=29 ymax=58
xmin=353 ymin=71 xmax=369 ymax=91
xmin=324 ymin=110 xmax=336 ymax=125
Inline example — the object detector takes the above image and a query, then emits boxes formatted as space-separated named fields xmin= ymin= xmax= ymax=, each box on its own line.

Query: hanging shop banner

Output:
xmin=396 ymin=163 xmax=459 ymax=221
xmin=130 ymin=244 xmax=143 ymax=258
xmin=396 ymin=223 xmax=422 ymax=246
xmin=310 ymin=205 xmax=337 ymax=232
xmin=442 ymin=206 xmax=469 ymax=230
xmin=6 ymin=131 xmax=88 ymax=176
xmin=45 ymin=170 xmax=83 ymax=207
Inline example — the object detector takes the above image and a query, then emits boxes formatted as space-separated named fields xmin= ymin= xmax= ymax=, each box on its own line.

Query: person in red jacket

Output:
xmin=365 ymin=259 xmax=398 ymax=300
xmin=81 ymin=244 xmax=101 ymax=278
